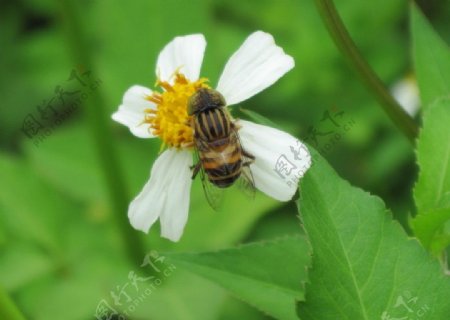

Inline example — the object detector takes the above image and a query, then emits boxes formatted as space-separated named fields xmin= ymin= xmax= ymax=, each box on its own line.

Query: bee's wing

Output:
xmin=192 ymin=149 xmax=224 ymax=211
xmin=199 ymin=165 xmax=225 ymax=211
xmin=234 ymin=128 xmax=257 ymax=199
xmin=238 ymin=165 xmax=256 ymax=199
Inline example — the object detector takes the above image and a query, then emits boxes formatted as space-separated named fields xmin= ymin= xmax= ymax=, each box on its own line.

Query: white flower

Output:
xmin=391 ymin=75 xmax=420 ymax=117
xmin=112 ymin=31 xmax=311 ymax=241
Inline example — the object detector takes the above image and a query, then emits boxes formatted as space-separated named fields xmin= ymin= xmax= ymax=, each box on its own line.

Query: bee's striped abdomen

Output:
xmin=194 ymin=108 xmax=231 ymax=141
xmin=196 ymin=133 xmax=243 ymax=188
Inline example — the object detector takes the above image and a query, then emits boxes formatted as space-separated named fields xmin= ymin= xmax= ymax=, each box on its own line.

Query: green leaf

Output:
xmin=246 ymin=204 xmax=304 ymax=242
xmin=218 ymin=295 xmax=271 ymax=320
xmin=411 ymin=99 xmax=450 ymax=252
xmin=414 ymin=99 xmax=450 ymax=212
xmin=411 ymin=4 xmax=450 ymax=108
xmin=410 ymin=207 xmax=450 ymax=254
xmin=296 ymin=149 xmax=450 ymax=319
xmin=165 ymin=236 xmax=311 ymax=320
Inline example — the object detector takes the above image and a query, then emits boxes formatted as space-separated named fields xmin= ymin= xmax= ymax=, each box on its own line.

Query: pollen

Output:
xmin=144 ymin=72 xmax=209 ymax=149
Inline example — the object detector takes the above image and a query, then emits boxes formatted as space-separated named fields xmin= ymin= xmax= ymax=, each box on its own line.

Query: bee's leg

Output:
xmin=241 ymin=161 xmax=251 ymax=168
xmin=242 ymin=149 xmax=255 ymax=168
xmin=243 ymin=160 xmax=255 ymax=168
xmin=242 ymin=149 xmax=255 ymax=162
xmin=183 ymin=141 xmax=194 ymax=148
xmin=191 ymin=162 xmax=202 ymax=179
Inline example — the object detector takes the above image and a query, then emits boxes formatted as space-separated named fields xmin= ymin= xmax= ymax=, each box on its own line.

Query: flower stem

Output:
xmin=314 ymin=0 xmax=419 ymax=143
xmin=56 ymin=0 xmax=147 ymax=267
xmin=0 ymin=287 xmax=26 ymax=320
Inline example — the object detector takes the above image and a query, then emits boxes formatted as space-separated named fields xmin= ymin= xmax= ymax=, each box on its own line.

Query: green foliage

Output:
xmin=121 ymin=271 xmax=228 ymax=320
xmin=0 ymin=154 xmax=74 ymax=253
xmin=1 ymin=0 xmax=449 ymax=319
xmin=411 ymin=207 xmax=450 ymax=254
xmin=411 ymin=99 xmax=450 ymax=254
xmin=23 ymin=124 xmax=108 ymax=203
xmin=413 ymin=99 xmax=450 ymax=211
xmin=296 ymin=149 xmax=450 ymax=319
xmin=410 ymin=4 xmax=450 ymax=258
xmin=0 ymin=152 xmax=132 ymax=319
xmin=181 ymin=184 xmax=278 ymax=250
xmin=411 ymin=4 xmax=450 ymax=108
xmin=0 ymin=286 xmax=26 ymax=320
xmin=165 ymin=237 xmax=310 ymax=320
xmin=0 ymin=242 xmax=54 ymax=292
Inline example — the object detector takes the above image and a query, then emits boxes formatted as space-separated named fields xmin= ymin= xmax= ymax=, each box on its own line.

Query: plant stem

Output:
xmin=314 ymin=0 xmax=419 ymax=143
xmin=0 ymin=287 xmax=27 ymax=320
xmin=56 ymin=0 xmax=147 ymax=267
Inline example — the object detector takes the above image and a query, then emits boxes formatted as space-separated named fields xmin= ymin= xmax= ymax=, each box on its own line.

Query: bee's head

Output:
xmin=188 ymin=88 xmax=226 ymax=115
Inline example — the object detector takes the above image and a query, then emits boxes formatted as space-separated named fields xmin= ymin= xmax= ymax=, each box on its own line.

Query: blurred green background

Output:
xmin=1 ymin=0 xmax=449 ymax=319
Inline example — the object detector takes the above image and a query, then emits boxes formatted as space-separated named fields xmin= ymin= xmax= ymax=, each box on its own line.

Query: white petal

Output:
xmin=217 ymin=31 xmax=294 ymax=106
xmin=156 ymin=34 xmax=206 ymax=83
xmin=159 ymin=150 xmax=193 ymax=241
xmin=238 ymin=120 xmax=311 ymax=201
xmin=128 ymin=151 xmax=173 ymax=233
xmin=128 ymin=149 xmax=193 ymax=242
xmin=112 ymin=85 xmax=155 ymax=138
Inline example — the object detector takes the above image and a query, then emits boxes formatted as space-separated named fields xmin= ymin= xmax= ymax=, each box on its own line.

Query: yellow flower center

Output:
xmin=144 ymin=72 xmax=209 ymax=149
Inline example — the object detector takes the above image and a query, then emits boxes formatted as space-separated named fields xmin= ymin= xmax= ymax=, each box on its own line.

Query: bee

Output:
xmin=188 ymin=88 xmax=255 ymax=208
